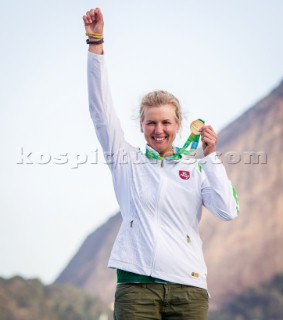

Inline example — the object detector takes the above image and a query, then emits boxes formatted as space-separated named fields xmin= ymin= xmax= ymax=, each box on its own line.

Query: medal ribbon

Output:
xmin=145 ymin=119 xmax=205 ymax=160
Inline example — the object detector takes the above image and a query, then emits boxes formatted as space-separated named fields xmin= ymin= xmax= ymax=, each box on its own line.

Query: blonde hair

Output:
xmin=139 ymin=90 xmax=183 ymax=126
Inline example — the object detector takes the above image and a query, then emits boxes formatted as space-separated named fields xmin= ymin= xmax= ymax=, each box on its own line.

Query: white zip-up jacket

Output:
xmin=88 ymin=52 xmax=239 ymax=291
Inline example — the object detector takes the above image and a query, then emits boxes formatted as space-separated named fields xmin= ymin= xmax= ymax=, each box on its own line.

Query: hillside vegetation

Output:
xmin=0 ymin=276 xmax=112 ymax=320
xmin=209 ymin=274 xmax=283 ymax=320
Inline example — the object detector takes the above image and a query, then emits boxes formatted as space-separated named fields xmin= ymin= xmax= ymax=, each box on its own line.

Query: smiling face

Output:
xmin=141 ymin=104 xmax=180 ymax=157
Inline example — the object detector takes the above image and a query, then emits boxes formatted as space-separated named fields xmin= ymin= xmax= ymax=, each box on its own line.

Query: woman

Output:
xmin=83 ymin=8 xmax=239 ymax=320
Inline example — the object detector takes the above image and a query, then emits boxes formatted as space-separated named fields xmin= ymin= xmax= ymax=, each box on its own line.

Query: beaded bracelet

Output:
xmin=86 ymin=38 xmax=104 ymax=45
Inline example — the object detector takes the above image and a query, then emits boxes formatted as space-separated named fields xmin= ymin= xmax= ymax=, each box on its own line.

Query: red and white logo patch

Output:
xmin=179 ymin=170 xmax=190 ymax=180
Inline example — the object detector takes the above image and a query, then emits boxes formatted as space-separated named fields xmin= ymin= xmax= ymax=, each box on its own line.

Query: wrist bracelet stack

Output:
xmin=85 ymin=32 xmax=104 ymax=45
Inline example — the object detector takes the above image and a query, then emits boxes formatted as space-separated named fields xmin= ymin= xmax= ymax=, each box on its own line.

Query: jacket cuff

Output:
xmin=88 ymin=51 xmax=105 ymax=62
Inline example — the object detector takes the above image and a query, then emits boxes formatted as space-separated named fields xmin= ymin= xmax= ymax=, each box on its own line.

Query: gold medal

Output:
xmin=190 ymin=119 xmax=205 ymax=135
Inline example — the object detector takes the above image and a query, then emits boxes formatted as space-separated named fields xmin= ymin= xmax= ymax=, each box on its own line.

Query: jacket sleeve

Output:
xmin=87 ymin=52 xmax=127 ymax=156
xmin=199 ymin=152 xmax=239 ymax=221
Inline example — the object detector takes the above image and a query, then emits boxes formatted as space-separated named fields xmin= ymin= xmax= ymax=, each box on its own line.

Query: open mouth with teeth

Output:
xmin=152 ymin=136 xmax=168 ymax=143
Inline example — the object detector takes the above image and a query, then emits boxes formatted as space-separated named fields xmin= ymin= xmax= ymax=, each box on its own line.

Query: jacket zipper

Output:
xmin=150 ymin=160 xmax=165 ymax=275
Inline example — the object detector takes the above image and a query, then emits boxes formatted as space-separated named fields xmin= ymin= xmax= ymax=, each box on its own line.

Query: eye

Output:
xmin=163 ymin=121 xmax=171 ymax=125
xmin=146 ymin=121 xmax=156 ymax=125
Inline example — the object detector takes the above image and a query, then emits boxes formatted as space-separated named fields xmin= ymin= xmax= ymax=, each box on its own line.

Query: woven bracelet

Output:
xmin=86 ymin=38 xmax=104 ymax=45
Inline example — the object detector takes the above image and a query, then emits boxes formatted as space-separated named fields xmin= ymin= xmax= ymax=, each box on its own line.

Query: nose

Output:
xmin=154 ymin=123 xmax=164 ymax=134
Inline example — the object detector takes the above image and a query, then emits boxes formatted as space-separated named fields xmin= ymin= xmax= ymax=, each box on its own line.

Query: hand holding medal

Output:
xmin=176 ymin=119 xmax=217 ymax=158
xmin=199 ymin=124 xmax=218 ymax=157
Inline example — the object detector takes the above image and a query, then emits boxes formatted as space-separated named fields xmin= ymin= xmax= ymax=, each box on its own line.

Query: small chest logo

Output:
xmin=179 ymin=170 xmax=190 ymax=180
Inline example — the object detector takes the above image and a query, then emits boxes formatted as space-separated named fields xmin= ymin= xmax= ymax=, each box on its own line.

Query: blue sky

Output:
xmin=0 ymin=0 xmax=282 ymax=284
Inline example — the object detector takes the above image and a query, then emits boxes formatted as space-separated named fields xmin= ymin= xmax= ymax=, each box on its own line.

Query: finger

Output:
xmin=90 ymin=8 xmax=100 ymax=20
xmin=88 ymin=9 xmax=98 ymax=22
xmin=201 ymin=131 xmax=217 ymax=142
xmin=201 ymin=135 xmax=217 ymax=146
xmin=201 ymin=127 xmax=217 ymax=139
xmin=203 ymin=131 xmax=217 ymax=142
xmin=200 ymin=125 xmax=214 ymax=134
xmin=85 ymin=11 xmax=93 ymax=24
xmin=201 ymin=135 xmax=217 ymax=144
xmin=96 ymin=8 xmax=103 ymax=18
xmin=83 ymin=15 xmax=90 ymax=25
xmin=200 ymin=125 xmax=215 ymax=134
xmin=89 ymin=8 xmax=96 ymax=17
xmin=94 ymin=8 xmax=104 ymax=24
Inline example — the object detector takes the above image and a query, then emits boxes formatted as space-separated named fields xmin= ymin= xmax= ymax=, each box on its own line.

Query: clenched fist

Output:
xmin=83 ymin=8 xmax=104 ymax=34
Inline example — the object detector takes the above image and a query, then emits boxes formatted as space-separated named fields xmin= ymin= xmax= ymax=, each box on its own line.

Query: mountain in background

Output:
xmin=55 ymin=80 xmax=283 ymax=311
xmin=208 ymin=273 xmax=283 ymax=320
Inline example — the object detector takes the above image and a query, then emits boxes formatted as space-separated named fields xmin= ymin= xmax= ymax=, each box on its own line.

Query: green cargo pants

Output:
xmin=114 ymin=283 xmax=208 ymax=320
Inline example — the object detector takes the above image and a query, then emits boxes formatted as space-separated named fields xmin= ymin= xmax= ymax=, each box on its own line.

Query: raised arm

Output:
xmin=83 ymin=8 xmax=127 ymax=160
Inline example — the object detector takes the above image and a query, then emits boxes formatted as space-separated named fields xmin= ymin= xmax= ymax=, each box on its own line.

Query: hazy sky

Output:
xmin=0 ymin=0 xmax=282 ymax=284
